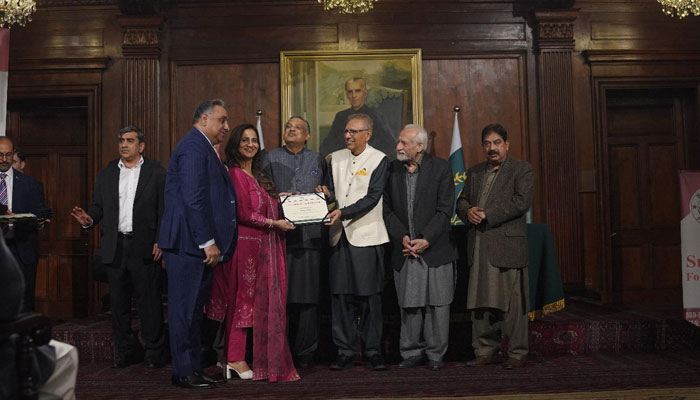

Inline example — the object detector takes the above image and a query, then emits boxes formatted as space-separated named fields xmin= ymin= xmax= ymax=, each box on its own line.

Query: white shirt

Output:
xmin=117 ymin=156 xmax=144 ymax=233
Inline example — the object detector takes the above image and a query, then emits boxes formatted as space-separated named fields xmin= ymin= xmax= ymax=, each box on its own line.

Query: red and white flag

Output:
xmin=0 ymin=29 xmax=9 ymax=136
xmin=679 ymin=170 xmax=700 ymax=327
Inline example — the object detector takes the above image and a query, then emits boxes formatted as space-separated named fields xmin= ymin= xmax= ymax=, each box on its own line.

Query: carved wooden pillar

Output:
xmin=120 ymin=16 xmax=163 ymax=159
xmin=533 ymin=10 xmax=582 ymax=285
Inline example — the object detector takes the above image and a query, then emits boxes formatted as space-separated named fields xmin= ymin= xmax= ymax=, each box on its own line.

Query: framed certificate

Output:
xmin=280 ymin=192 xmax=330 ymax=225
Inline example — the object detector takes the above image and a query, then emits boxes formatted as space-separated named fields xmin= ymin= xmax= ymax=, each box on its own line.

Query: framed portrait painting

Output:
xmin=280 ymin=49 xmax=423 ymax=159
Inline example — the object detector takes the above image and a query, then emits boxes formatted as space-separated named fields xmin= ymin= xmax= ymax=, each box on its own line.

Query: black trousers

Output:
xmin=107 ymin=235 xmax=166 ymax=363
xmin=287 ymin=303 xmax=319 ymax=357
xmin=331 ymin=293 xmax=383 ymax=357
xmin=6 ymin=240 xmax=37 ymax=313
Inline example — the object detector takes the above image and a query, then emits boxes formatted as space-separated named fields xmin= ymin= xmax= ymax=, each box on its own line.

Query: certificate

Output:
xmin=280 ymin=192 xmax=330 ymax=225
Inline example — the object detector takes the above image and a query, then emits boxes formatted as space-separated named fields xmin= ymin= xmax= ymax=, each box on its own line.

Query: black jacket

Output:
xmin=86 ymin=157 xmax=165 ymax=264
xmin=383 ymin=153 xmax=457 ymax=271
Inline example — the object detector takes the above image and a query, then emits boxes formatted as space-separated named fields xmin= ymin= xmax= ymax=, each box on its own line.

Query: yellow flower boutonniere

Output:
xmin=354 ymin=168 xmax=368 ymax=176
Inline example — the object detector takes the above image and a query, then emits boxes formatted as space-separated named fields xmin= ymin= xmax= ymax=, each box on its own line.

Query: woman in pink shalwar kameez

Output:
xmin=207 ymin=123 xmax=299 ymax=382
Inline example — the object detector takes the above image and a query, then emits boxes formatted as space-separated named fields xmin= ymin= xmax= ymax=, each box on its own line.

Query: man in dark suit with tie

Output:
xmin=456 ymin=123 xmax=534 ymax=370
xmin=0 ymin=137 xmax=51 ymax=312
xmin=71 ymin=126 xmax=168 ymax=369
xmin=159 ymin=99 xmax=238 ymax=389
xmin=383 ymin=125 xmax=457 ymax=372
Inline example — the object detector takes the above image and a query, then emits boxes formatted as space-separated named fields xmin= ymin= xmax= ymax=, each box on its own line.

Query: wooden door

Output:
xmin=606 ymin=88 xmax=696 ymax=307
xmin=7 ymin=97 xmax=91 ymax=318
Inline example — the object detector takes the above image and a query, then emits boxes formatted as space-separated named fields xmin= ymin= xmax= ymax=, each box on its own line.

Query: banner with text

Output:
xmin=680 ymin=170 xmax=700 ymax=327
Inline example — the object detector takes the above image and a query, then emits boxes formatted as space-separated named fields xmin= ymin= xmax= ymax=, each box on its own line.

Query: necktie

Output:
xmin=0 ymin=172 xmax=7 ymax=206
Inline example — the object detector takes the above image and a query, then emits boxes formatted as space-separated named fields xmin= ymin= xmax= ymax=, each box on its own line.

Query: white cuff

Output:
xmin=199 ymin=238 xmax=215 ymax=249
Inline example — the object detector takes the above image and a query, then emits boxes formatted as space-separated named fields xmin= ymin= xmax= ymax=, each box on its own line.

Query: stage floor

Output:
xmin=75 ymin=351 xmax=700 ymax=399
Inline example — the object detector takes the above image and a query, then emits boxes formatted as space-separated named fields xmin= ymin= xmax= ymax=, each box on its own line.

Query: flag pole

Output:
xmin=256 ymin=109 xmax=265 ymax=151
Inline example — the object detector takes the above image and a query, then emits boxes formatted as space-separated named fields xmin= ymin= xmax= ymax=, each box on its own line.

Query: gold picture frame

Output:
xmin=280 ymin=49 xmax=423 ymax=158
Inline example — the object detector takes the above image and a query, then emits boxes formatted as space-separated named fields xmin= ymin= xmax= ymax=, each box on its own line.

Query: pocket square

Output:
xmin=354 ymin=168 xmax=368 ymax=176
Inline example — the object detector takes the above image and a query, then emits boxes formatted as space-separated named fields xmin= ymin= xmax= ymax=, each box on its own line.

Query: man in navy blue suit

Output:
xmin=159 ymin=99 xmax=238 ymax=389
xmin=0 ymin=137 xmax=51 ymax=312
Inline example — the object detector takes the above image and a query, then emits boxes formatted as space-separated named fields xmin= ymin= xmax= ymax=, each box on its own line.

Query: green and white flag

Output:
xmin=449 ymin=111 xmax=467 ymax=226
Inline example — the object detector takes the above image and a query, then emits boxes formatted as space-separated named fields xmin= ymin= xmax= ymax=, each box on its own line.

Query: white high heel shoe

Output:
xmin=225 ymin=363 xmax=253 ymax=380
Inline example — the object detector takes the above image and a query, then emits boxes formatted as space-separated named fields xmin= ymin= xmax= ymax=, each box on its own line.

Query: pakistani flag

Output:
xmin=449 ymin=110 xmax=467 ymax=225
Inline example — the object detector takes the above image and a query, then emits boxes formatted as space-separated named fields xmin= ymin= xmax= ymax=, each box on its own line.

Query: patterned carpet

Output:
xmin=53 ymin=298 xmax=700 ymax=363
xmin=76 ymin=351 xmax=700 ymax=399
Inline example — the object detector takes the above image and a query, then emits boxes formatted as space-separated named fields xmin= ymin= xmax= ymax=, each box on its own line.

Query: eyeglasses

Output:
xmin=0 ymin=152 xmax=14 ymax=159
xmin=344 ymin=128 xmax=370 ymax=136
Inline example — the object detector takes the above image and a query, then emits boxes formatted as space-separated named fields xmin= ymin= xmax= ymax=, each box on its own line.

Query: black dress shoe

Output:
xmin=427 ymin=359 xmax=444 ymax=371
xmin=369 ymin=354 xmax=387 ymax=371
xmin=398 ymin=355 xmax=425 ymax=369
xmin=196 ymin=370 xmax=226 ymax=384
xmin=329 ymin=354 xmax=354 ymax=370
xmin=171 ymin=374 xmax=214 ymax=389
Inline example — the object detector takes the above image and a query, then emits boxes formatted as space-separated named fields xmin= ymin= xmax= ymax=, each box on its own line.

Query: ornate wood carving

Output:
xmin=120 ymin=16 xmax=163 ymax=159
xmin=533 ymin=9 xmax=583 ymax=285
xmin=119 ymin=16 xmax=163 ymax=58
xmin=534 ymin=10 xmax=576 ymax=50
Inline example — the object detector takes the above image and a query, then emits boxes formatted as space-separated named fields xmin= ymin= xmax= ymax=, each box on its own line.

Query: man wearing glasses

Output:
xmin=320 ymin=113 xmax=390 ymax=371
xmin=0 ymin=137 xmax=50 ymax=312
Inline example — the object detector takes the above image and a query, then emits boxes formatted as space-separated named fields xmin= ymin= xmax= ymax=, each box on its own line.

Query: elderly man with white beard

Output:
xmin=382 ymin=124 xmax=457 ymax=371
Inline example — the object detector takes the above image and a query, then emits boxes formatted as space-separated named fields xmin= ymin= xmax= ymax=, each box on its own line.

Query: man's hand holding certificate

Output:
xmin=280 ymin=192 xmax=330 ymax=225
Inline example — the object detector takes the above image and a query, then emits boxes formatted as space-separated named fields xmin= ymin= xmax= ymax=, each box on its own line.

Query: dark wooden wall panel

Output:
xmin=9 ymin=7 xmax=118 ymax=59
xmin=358 ymin=23 xmax=526 ymax=42
xmin=170 ymin=63 xmax=280 ymax=153
xmin=16 ymin=114 xmax=87 ymax=146
xmin=649 ymin=144 xmax=679 ymax=227
xmin=422 ymin=56 xmax=527 ymax=163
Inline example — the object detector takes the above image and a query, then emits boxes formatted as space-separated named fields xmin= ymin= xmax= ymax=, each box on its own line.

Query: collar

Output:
xmin=1 ymin=167 xmax=14 ymax=179
xmin=487 ymin=154 xmax=508 ymax=172
xmin=350 ymin=146 xmax=369 ymax=158
xmin=118 ymin=156 xmax=144 ymax=170
xmin=283 ymin=146 xmax=306 ymax=155
xmin=195 ymin=127 xmax=213 ymax=147
xmin=402 ymin=152 xmax=424 ymax=172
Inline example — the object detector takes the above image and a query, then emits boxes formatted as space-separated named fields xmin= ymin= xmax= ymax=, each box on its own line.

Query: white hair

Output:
xmin=403 ymin=124 xmax=428 ymax=145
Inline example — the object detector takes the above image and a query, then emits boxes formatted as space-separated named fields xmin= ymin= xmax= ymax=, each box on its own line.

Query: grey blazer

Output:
xmin=455 ymin=156 xmax=534 ymax=269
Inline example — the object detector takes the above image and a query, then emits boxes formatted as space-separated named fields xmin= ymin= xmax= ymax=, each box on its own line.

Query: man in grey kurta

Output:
xmin=383 ymin=125 xmax=457 ymax=371
xmin=456 ymin=123 xmax=534 ymax=369
xmin=262 ymin=116 xmax=329 ymax=368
